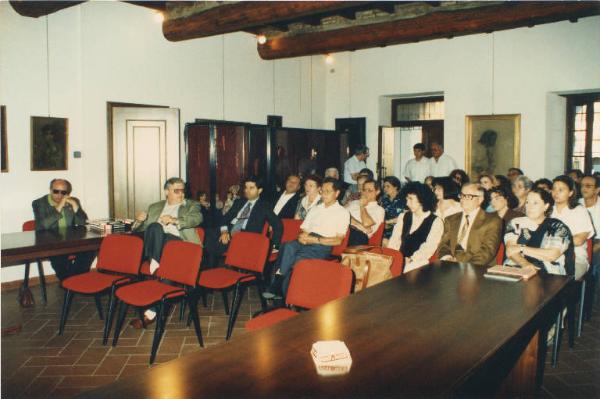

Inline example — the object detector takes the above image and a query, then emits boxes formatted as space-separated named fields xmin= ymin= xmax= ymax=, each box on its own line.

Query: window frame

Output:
xmin=564 ymin=93 xmax=600 ymax=174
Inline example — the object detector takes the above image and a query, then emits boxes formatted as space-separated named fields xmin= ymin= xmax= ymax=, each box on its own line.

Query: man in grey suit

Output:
xmin=32 ymin=178 xmax=94 ymax=280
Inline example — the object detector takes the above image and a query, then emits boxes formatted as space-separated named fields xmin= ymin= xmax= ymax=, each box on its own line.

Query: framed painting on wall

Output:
xmin=1 ymin=105 xmax=7 ymax=172
xmin=31 ymin=116 xmax=68 ymax=171
xmin=465 ymin=114 xmax=520 ymax=178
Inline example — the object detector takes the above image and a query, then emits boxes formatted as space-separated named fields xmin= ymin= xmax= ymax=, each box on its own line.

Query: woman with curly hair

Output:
xmin=489 ymin=186 xmax=523 ymax=226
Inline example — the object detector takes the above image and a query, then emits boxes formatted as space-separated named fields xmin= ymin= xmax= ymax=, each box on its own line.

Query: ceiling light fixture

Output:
xmin=154 ymin=11 xmax=164 ymax=23
xmin=325 ymin=54 xmax=334 ymax=65
xmin=257 ymin=35 xmax=267 ymax=45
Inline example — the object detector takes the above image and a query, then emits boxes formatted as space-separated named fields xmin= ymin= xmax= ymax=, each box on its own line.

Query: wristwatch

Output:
xmin=519 ymin=245 xmax=525 ymax=256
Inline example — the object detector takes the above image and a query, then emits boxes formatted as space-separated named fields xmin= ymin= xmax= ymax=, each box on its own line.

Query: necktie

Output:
xmin=457 ymin=214 xmax=470 ymax=247
xmin=231 ymin=202 xmax=252 ymax=234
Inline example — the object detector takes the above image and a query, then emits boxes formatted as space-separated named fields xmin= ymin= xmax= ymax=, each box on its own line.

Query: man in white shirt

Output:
xmin=430 ymin=142 xmax=458 ymax=177
xmin=343 ymin=145 xmax=369 ymax=186
xmin=272 ymin=174 xmax=301 ymax=219
xmin=264 ymin=177 xmax=350 ymax=298
xmin=404 ymin=143 xmax=431 ymax=183
xmin=346 ymin=178 xmax=385 ymax=246
xmin=580 ymin=174 xmax=600 ymax=316
xmin=438 ymin=183 xmax=502 ymax=266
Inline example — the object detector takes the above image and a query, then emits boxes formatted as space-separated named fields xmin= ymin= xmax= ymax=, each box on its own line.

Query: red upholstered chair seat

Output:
xmin=198 ymin=268 xmax=255 ymax=289
xmin=115 ymin=280 xmax=184 ymax=307
xmin=62 ymin=271 xmax=131 ymax=294
xmin=245 ymin=308 xmax=298 ymax=331
xmin=140 ymin=260 xmax=152 ymax=276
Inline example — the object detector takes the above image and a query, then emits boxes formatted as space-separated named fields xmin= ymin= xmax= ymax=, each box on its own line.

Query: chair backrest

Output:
xmin=225 ymin=231 xmax=270 ymax=273
xmin=330 ymin=229 xmax=350 ymax=257
xmin=587 ymin=238 xmax=593 ymax=263
xmin=195 ymin=227 xmax=205 ymax=244
xmin=368 ymin=223 xmax=385 ymax=246
xmin=377 ymin=247 xmax=405 ymax=277
xmin=280 ymin=218 xmax=303 ymax=244
xmin=22 ymin=220 xmax=36 ymax=232
xmin=96 ymin=235 xmax=144 ymax=275
xmin=156 ymin=240 xmax=203 ymax=286
xmin=496 ymin=242 xmax=505 ymax=265
xmin=286 ymin=259 xmax=353 ymax=309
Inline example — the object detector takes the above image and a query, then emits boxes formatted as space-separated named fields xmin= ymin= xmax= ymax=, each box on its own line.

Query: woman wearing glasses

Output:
xmin=387 ymin=182 xmax=443 ymax=273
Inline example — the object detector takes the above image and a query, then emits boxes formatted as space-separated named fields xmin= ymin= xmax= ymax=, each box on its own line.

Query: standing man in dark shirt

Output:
xmin=32 ymin=179 xmax=94 ymax=280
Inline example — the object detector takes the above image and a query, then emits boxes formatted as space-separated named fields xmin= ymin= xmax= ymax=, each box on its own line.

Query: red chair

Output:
xmin=139 ymin=227 xmax=205 ymax=277
xmin=59 ymin=234 xmax=143 ymax=344
xmin=368 ymin=223 xmax=385 ymax=247
xmin=22 ymin=220 xmax=47 ymax=304
xmin=330 ymin=229 xmax=351 ymax=258
xmin=246 ymin=259 xmax=353 ymax=331
xmin=268 ymin=219 xmax=303 ymax=263
xmin=495 ymin=242 xmax=505 ymax=265
xmin=197 ymin=232 xmax=270 ymax=340
xmin=111 ymin=240 xmax=204 ymax=364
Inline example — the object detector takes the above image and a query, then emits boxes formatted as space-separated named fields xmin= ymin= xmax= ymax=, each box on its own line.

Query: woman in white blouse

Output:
xmin=295 ymin=174 xmax=322 ymax=220
xmin=551 ymin=175 xmax=594 ymax=280
xmin=387 ymin=182 xmax=444 ymax=273
xmin=432 ymin=177 xmax=462 ymax=221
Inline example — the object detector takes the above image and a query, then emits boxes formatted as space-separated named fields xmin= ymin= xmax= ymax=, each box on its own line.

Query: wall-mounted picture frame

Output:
xmin=31 ymin=116 xmax=68 ymax=171
xmin=465 ymin=114 xmax=521 ymax=178
xmin=1 ymin=105 xmax=7 ymax=172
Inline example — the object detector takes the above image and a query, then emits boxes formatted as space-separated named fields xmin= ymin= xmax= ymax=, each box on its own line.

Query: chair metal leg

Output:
xmin=103 ymin=287 xmax=118 ymax=345
xmin=23 ymin=262 xmax=31 ymax=288
xmin=112 ymin=302 xmax=129 ymax=347
xmin=179 ymin=301 xmax=186 ymax=321
xmin=150 ymin=303 xmax=166 ymax=364
xmin=226 ymin=283 xmax=246 ymax=340
xmin=551 ymin=311 xmax=562 ymax=367
xmin=577 ymin=280 xmax=586 ymax=337
xmin=36 ymin=260 xmax=47 ymax=304
xmin=221 ymin=291 xmax=230 ymax=315
xmin=567 ymin=283 xmax=576 ymax=348
xmin=59 ymin=290 xmax=74 ymax=335
xmin=94 ymin=295 xmax=104 ymax=320
xmin=201 ymin=290 xmax=208 ymax=308
xmin=188 ymin=296 xmax=204 ymax=347
xmin=256 ymin=279 xmax=268 ymax=312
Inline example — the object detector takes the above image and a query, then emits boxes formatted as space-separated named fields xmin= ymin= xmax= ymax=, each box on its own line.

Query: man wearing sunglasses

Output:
xmin=32 ymin=178 xmax=94 ymax=280
xmin=438 ymin=183 xmax=502 ymax=266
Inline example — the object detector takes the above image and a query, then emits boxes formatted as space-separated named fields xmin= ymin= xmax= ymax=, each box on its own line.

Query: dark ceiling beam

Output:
xmin=258 ymin=2 xmax=600 ymax=60
xmin=123 ymin=1 xmax=166 ymax=12
xmin=163 ymin=1 xmax=372 ymax=42
xmin=9 ymin=1 xmax=84 ymax=18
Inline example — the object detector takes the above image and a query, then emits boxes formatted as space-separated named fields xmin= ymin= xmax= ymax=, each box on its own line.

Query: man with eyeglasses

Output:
xmin=438 ymin=183 xmax=502 ymax=266
xmin=32 ymin=178 xmax=94 ymax=280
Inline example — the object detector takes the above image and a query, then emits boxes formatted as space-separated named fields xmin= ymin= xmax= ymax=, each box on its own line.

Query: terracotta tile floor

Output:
xmin=1 ymin=281 xmax=599 ymax=398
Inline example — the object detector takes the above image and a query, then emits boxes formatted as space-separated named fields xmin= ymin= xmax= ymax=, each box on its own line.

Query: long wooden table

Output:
xmin=76 ymin=262 xmax=570 ymax=398
xmin=1 ymin=226 xmax=104 ymax=266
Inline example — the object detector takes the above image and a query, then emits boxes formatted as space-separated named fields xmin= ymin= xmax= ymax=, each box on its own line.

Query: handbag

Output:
xmin=341 ymin=247 xmax=393 ymax=292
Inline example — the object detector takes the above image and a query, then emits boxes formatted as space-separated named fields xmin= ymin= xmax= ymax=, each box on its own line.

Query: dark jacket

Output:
xmin=273 ymin=192 xmax=300 ymax=220
xmin=32 ymin=194 xmax=88 ymax=231
xmin=222 ymin=198 xmax=283 ymax=247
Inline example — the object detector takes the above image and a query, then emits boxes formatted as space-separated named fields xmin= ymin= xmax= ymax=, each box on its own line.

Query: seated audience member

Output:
xmin=324 ymin=167 xmax=340 ymax=180
xmin=450 ymin=169 xmax=470 ymax=188
xmin=203 ymin=176 xmax=283 ymax=268
xmin=438 ymin=183 xmax=502 ymax=266
xmin=404 ymin=143 xmax=431 ymax=183
xmin=424 ymin=175 xmax=434 ymax=191
xmin=494 ymin=174 xmax=512 ymax=192
xmin=567 ymin=168 xmax=584 ymax=185
xmin=512 ymin=175 xmax=533 ymax=214
xmin=221 ymin=184 xmax=240 ymax=214
xmin=507 ymin=167 xmax=524 ymax=183
xmin=197 ymin=190 xmax=212 ymax=227
xmin=273 ymin=174 xmax=301 ymax=219
xmin=504 ymin=189 xmax=574 ymax=276
xmin=478 ymin=174 xmax=498 ymax=191
xmin=342 ymin=174 xmax=367 ymax=205
xmin=579 ymin=174 xmax=600 ymax=309
xmin=380 ymin=176 xmax=406 ymax=244
xmin=358 ymin=167 xmax=374 ymax=180
xmin=534 ymin=178 xmax=553 ymax=193
xmin=433 ymin=177 xmax=462 ymax=221
xmin=346 ymin=178 xmax=385 ymax=246
xmin=489 ymin=186 xmax=524 ymax=226
xmin=295 ymin=174 xmax=322 ymax=220
xmin=133 ymin=177 xmax=203 ymax=274
xmin=551 ymin=175 xmax=594 ymax=280
xmin=32 ymin=179 xmax=95 ymax=281
xmin=387 ymin=182 xmax=443 ymax=273
xmin=265 ymin=177 xmax=350 ymax=298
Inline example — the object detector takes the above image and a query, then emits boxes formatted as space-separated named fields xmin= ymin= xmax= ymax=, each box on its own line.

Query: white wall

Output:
xmin=0 ymin=2 xmax=325 ymax=282
xmin=324 ymin=16 xmax=600 ymax=177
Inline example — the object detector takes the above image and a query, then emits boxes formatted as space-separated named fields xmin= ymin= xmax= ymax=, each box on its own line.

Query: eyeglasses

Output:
xmin=52 ymin=189 xmax=68 ymax=195
xmin=458 ymin=193 xmax=481 ymax=200
xmin=172 ymin=189 xmax=185 ymax=194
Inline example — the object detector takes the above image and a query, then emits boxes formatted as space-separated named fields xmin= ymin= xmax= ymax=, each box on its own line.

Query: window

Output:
xmin=565 ymin=93 xmax=600 ymax=174
xmin=391 ymin=96 xmax=444 ymax=158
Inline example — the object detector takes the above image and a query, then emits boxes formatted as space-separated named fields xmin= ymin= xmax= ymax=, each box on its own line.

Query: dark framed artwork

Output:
xmin=31 ymin=116 xmax=68 ymax=171
xmin=465 ymin=114 xmax=521 ymax=178
xmin=1 ymin=105 xmax=7 ymax=172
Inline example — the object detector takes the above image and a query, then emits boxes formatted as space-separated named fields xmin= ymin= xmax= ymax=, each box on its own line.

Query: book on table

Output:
xmin=485 ymin=265 xmax=537 ymax=281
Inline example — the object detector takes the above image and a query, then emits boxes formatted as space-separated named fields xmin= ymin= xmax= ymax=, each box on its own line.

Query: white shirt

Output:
xmin=404 ymin=157 xmax=431 ymax=183
xmin=301 ymin=202 xmax=350 ymax=238
xmin=579 ymin=197 xmax=600 ymax=239
xmin=435 ymin=200 xmax=462 ymax=221
xmin=458 ymin=208 xmax=480 ymax=250
xmin=160 ymin=201 xmax=182 ymax=237
xmin=273 ymin=192 xmax=295 ymax=215
xmin=346 ymin=200 xmax=385 ymax=238
xmin=387 ymin=211 xmax=444 ymax=273
xmin=343 ymin=155 xmax=366 ymax=185
xmin=430 ymin=153 xmax=458 ymax=177
xmin=551 ymin=205 xmax=594 ymax=268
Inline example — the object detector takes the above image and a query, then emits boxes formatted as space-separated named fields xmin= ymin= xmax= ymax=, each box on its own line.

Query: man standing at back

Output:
xmin=438 ymin=183 xmax=502 ymax=266
xmin=404 ymin=143 xmax=431 ymax=183
xmin=32 ymin=179 xmax=95 ymax=280
xmin=343 ymin=145 xmax=369 ymax=187
xmin=430 ymin=142 xmax=457 ymax=177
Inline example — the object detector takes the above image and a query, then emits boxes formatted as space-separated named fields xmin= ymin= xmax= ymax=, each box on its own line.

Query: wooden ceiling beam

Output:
xmin=258 ymin=2 xmax=600 ymax=59
xmin=163 ymin=1 xmax=372 ymax=42
xmin=9 ymin=1 xmax=84 ymax=18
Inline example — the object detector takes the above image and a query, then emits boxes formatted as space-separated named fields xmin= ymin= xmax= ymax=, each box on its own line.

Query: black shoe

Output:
xmin=263 ymin=274 xmax=284 ymax=299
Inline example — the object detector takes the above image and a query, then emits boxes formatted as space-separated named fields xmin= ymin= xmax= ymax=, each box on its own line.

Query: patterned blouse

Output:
xmin=295 ymin=194 xmax=322 ymax=220
xmin=380 ymin=194 xmax=406 ymax=239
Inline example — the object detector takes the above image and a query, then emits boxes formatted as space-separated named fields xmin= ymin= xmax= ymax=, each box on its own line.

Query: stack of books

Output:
xmin=87 ymin=219 xmax=132 ymax=234
xmin=311 ymin=340 xmax=352 ymax=376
